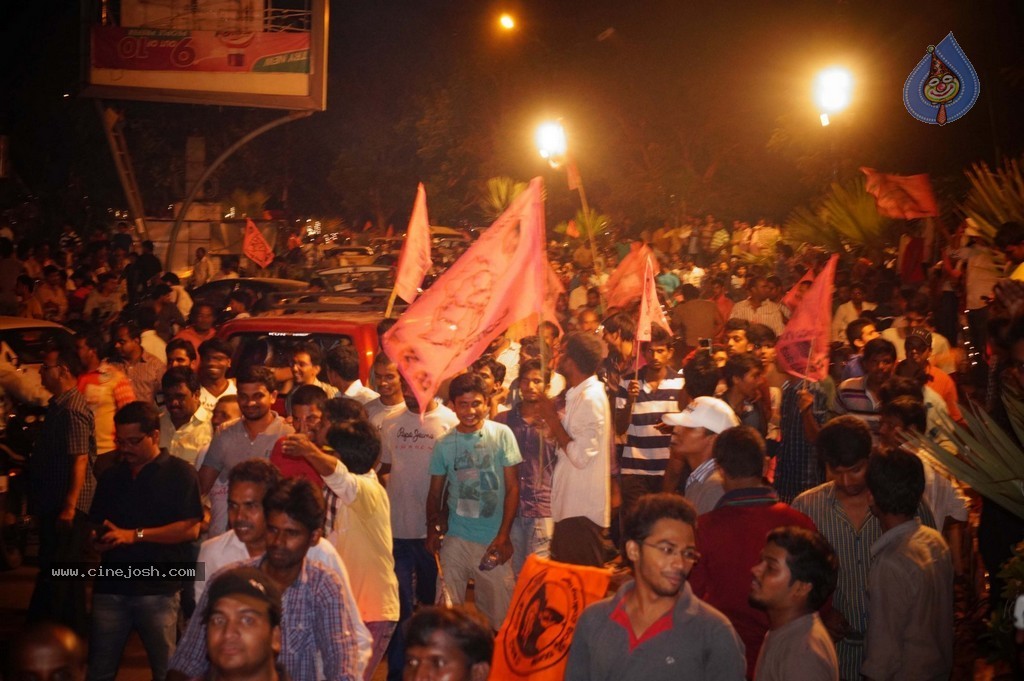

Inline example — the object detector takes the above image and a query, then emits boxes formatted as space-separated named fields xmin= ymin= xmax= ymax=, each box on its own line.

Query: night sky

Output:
xmin=1 ymin=1 xmax=1022 ymax=232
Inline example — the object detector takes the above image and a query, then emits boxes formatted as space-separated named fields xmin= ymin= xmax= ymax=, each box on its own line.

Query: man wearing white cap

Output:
xmin=661 ymin=396 xmax=740 ymax=514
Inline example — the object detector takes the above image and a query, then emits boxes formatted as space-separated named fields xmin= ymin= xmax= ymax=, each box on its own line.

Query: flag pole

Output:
xmin=384 ymin=288 xmax=399 ymax=319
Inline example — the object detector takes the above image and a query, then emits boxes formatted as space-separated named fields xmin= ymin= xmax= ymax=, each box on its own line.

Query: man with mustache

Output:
xmin=170 ymin=478 xmax=370 ymax=681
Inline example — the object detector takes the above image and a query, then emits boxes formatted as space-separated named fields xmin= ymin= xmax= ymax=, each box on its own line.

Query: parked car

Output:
xmin=191 ymin=277 xmax=309 ymax=316
xmin=0 ymin=316 xmax=76 ymax=569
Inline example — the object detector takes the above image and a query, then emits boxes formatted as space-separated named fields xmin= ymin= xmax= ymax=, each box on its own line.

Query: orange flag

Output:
xmin=492 ymin=555 xmax=611 ymax=681
xmin=243 ymin=218 xmax=274 ymax=269
xmin=776 ymin=254 xmax=838 ymax=381
xmin=601 ymin=242 xmax=659 ymax=310
xmin=636 ymin=255 xmax=671 ymax=342
xmin=860 ymin=167 xmax=939 ymax=219
xmin=566 ymin=219 xmax=580 ymax=239
xmin=382 ymin=177 xmax=548 ymax=412
xmin=394 ymin=183 xmax=432 ymax=303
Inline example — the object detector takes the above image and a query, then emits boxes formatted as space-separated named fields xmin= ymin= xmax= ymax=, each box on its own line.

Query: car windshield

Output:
xmin=0 ymin=328 xmax=74 ymax=367
xmin=229 ymin=332 xmax=356 ymax=372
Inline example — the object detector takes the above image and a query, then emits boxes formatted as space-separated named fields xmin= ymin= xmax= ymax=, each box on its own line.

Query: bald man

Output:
xmin=9 ymin=622 xmax=86 ymax=681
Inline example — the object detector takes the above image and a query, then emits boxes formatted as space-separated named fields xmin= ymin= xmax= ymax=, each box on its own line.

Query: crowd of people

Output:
xmin=2 ymin=212 xmax=1024 ymax=681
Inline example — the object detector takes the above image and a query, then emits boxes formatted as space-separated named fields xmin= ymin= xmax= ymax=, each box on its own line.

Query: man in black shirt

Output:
xmin=88 ymin=401 xmax=203 ymax=681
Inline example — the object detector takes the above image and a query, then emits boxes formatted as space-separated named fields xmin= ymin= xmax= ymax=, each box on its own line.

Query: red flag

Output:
xmin=492 ymin=555 xmax=611 ymax=681
xmin=394 ymin=183 xmax=432 ymax=303
xmin=382 ymin=177 xmax=548 ymax=412
xmin=776 ymin=254 xmax=838 ymax=381
xmin=780 ymin=269 xmax=815 ymax=312
xmin=636 ymin=255 xmax=671 ymax=342
xmin=566 ymin=219 xmax=580 ymax=239
xmin=601 ymin=243 xmax=659 ymax=310
xmin=243 ymin=218 xmax=274 ymax=269
xmin=860 ymin=167 xmax=939 ymax=219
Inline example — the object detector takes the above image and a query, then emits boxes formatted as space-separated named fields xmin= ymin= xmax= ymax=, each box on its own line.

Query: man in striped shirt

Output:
xmin=834 ymin=338 xmax=897 ymax=439
xmin=792 ymin=416 xmax=936 ymax=681
xmin=729 ymin=276 xmax=787 ymax=337
xmin=615 ymin=324 xmax=684 ymax=523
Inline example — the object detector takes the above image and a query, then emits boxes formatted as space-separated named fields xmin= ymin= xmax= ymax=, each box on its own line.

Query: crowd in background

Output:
xmin=2 ymin=211 xmax=1024 ymax=681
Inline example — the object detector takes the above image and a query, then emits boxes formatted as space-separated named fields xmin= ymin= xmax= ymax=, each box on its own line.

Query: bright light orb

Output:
xmin=814 ymin=68 xmax=853 ymax=114
xmin=536 ymin=122 xmax=567 ymax=162
xmin=499 ymin=13 xmax=515 ymax=30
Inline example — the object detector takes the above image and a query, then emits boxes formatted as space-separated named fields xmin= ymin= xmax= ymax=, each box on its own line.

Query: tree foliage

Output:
xmin=782 ymin=175 xmax=898 ymax=261
xmin=960 ymin=156 xmax=1024 ymax=239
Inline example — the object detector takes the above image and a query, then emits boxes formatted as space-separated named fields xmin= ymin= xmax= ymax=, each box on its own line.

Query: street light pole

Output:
xmin=814 ymin=67 xmax=853 ymax=182
xmin=536 ymin=120 xmax=601 ymax=270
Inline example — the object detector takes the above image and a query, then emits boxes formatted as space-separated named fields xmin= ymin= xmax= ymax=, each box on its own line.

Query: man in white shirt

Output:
xmin=197 ymin=339 xmax=237 ymax=417
xmin=378 ymin=379 xmax=458 ymax=681
xmin=324 ymin=345 xmax=379 ymax=404
xmin=159 ymin=367 xmax=212 ymax=467
xmin=832 ymin=283 xmax=877 ymax=344
xmin=363 ymin=354 xmax=407 ymax=428
xmin=537 ymin=332 xmax=612 ymax=567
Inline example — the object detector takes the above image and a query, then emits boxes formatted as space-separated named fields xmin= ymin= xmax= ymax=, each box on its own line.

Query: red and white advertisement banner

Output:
xmin=91 ymin=27 xmax=310 ymax=73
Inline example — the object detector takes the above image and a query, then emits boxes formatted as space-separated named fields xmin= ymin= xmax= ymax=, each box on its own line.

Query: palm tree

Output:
xmin=782 ymin=175 xmax=899 ymax=262
xmin=960 ymin=157 xmax=1024 ymax=239
xmin=479 ymin=176 xmax=528 ymax=222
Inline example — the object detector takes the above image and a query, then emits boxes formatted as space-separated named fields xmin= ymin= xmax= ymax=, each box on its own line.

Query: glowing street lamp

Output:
xmin=498 ymin=13 xmax=515 ymax=31
xmin=536 ymin=121 xmax=568 ymax=168
xmin=536 ymin=119 xmax=602 ymax=279
xmin=814 ymin=67 xmax=852 ymax=127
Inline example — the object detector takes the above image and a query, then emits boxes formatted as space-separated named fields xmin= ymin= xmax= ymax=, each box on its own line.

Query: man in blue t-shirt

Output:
xmin=427 ymin=372 xmax=522 ymax=630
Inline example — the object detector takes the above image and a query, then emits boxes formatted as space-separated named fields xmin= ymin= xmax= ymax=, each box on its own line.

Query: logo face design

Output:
xmin=903 ymin=32 xmax=979 ymax=125
xmin=502 ymin=567 xmax=583 ymax=674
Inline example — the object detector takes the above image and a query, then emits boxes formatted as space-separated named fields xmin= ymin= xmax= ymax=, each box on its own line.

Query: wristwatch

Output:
xmin=135 ymin=528 xmax=145 ymax=541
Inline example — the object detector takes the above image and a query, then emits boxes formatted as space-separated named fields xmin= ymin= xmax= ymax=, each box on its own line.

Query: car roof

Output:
xmin=0 ymin=316 xmax=75 ymax=332
xmin=217 ymin=310 xmax=386 ymax=335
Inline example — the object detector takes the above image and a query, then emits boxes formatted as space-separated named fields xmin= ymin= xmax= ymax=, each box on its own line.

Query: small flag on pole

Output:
xmin=243 ymin=218 xmax=275 ymax=269
xmin=393 ymin=183 xmax=432 ymax=304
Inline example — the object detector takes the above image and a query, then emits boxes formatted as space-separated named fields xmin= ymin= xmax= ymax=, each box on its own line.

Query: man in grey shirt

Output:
xmin=198 ymin=365 xmax=293 ymax=536
xmin=750 ymin=526 xmax=839 ymax=681
xmin=861 ymin=450 xmax=953 ymax=681
xmin=566 ymin=493 xmax=744 ymax=681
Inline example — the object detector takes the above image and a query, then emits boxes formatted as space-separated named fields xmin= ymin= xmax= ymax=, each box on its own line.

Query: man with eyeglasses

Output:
xmin=87 ymin=401 xmax=203 ymax=681
xmin=28 ymin=346 xmax=96 ymax=636
xmin=687 ymin=426 xmax=816 ymax=676
xmin=565 ymin=493 xmax=745 ymax=681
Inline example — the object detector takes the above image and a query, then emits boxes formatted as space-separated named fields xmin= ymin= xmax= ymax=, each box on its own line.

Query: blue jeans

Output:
xmin=386 ymin=538 xmax=438 ymax=681
xmin=510 ymin=516 xmax=553 ymax=577
xmin=88 ymin=592 xmax=180 ymax=681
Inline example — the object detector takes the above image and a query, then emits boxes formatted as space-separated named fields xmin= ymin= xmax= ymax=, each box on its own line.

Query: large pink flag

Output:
xmin=776 ymin=254 xmax=838 ymax=381
xmin=636 ymin=256 xmax=671 ymax=342
xmin=382 ymin=177 xmax=548 ymax=411
xmin=393 ymin=183 xmax=431 ymax=303
xmin=602 ymin=243 xmax=659 ymax=310
xmin=780 ymin=268 xmax=815 ymax=312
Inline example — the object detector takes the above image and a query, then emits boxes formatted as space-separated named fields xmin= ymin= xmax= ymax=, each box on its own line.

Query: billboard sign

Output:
xmin=82 ymin=0 xmax=327 ymax=111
